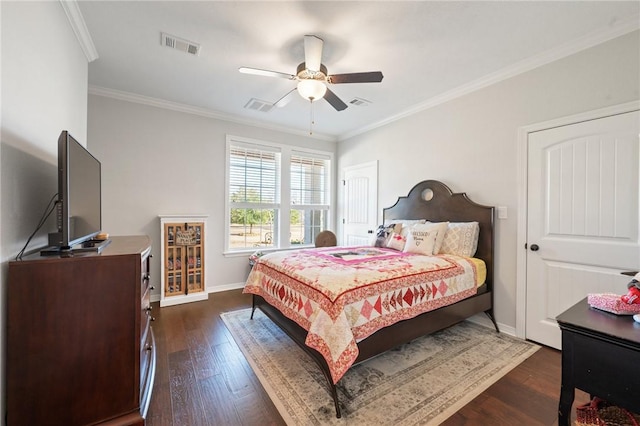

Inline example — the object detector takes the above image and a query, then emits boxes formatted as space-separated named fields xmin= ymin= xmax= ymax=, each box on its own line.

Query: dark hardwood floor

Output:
xmin=146 ymin=289 xmax=589 ymax=425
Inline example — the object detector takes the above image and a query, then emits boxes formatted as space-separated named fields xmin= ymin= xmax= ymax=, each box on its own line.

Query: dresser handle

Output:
xmin=150 ymin=286 xmax=155 ymax=291
xmin=146 ymin=344 xmax=153 ymax=351
xmin=151 ymin=316 xmax=156 ymax=322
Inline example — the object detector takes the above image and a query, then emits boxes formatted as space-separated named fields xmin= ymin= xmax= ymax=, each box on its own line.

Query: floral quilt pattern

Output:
xmin=243 ymin=246 xmax=480 ymax=383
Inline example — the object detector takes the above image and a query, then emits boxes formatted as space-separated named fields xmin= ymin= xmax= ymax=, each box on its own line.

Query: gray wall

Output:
xmin=336 ymin=31 xmax=640 ymax=331
xmin=87 ymin=95 xmax=337 ymax=300
xmin=1 ymin=0 xmax=89 ymax=418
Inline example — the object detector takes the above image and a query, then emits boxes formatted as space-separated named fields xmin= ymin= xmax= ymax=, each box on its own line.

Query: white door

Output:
xmin=526 ymin=110 xmax=640 ymax=349
xmin=342 ymin=161 xmax=378 ymax=246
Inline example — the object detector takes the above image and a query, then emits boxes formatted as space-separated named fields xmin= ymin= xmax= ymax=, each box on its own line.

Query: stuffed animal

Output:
xmin=373 ymin=223 xmax=401 ymax=247
xmin=621 ymin=272 xmax=640 ymax=305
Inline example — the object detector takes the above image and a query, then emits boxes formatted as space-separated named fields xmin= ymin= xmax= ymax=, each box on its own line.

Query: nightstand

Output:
xmin=556 ymin=298 xmax=640 ymax=425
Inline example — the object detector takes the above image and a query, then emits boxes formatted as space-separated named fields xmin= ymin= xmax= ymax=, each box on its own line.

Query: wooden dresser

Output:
xmin=7 ymin=235 xmax=156 ymax=425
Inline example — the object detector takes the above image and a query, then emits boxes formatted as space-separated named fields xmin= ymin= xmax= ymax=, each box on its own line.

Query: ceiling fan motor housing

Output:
xmin=296 ymin=62 xmax=328 ymax=81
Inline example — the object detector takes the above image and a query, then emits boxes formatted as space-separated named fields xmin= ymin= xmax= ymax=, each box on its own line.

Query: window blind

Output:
xmin=229 ymin=146 xmax=280 ymax=205
xmin=290 ymin=152 xmax=329 ymax=207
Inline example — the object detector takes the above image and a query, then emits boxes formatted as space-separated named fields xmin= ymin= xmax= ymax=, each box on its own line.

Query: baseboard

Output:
xmin=150 ymin=282 xmax=247 ymax=303
xmin=208 ymin=282 xmax=247 ymax=293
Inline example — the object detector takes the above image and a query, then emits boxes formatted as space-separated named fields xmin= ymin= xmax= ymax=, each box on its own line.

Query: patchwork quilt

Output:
xmin=243 ymin=246 xmax=483 ymax=383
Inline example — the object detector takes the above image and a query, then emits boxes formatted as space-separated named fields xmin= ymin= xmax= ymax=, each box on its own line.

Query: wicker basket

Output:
xmin=576 ymin=398 xmax=640 ymax=426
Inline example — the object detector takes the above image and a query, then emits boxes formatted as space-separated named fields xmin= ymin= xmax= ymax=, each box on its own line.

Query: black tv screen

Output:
xmin=56 ymin=130 xmax=102 ymax=248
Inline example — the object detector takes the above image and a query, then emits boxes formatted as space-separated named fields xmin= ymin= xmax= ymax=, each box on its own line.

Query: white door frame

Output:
xmin=515 ymin=100 xmax=640 ymax=339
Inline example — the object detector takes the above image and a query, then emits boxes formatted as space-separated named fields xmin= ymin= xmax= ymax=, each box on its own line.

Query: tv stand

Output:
xmin=40 ymin=238 xmax=111 ymax=256
xmin=8 ymin=236 xmax=156 ymax=425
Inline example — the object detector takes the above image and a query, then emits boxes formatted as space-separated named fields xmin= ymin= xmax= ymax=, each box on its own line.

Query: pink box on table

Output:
xmin=587 ymin=293 xmax=640 ymax=315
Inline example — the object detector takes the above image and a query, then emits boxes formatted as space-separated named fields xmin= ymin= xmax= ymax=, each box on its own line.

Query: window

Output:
xmin=227 ymin=142 xmax=280 ymax=250
xmin=290 ymin=152 xmax=330 ymax=245
xmin=226 ymin=136 xmax=332 ymax=252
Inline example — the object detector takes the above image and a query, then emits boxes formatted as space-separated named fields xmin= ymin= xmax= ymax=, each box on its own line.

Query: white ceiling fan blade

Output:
xmin=274 ymin=88 xmax=296 ymax=108
xmin=239 ymin=67 xmax=295 ymax=80
xmin=304 ymin=35 xmax=323 ymax=72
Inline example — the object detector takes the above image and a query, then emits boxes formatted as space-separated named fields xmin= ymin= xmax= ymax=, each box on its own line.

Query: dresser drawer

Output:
xmin=141 ymin=254 xmax=151 ymax=295
xmin=140 ymin=254 xmax=152 ymax=342
xmin=140 ymin=326 xmax=156 ymax=419
xmin=140 ymin=325 xmax=153 ymax=390
xmin=141 ymin=292 xmax=151 ymax=341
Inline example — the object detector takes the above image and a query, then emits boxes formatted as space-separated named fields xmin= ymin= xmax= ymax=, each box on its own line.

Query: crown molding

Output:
xmin=88 ymin=86 xmax=337 ymax=142
xmin=60 ymin=0 xmax=99 ymax=62
xmin=339 ymin=16 xmax=640 ymax=141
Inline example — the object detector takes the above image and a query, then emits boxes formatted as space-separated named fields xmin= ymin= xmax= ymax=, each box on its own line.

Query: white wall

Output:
xmin=337 ymin=31 xmax=640 ymax=331
xmin=87 ymin=95 xmax=337 ymax=299
xmin=1 ymin=0 xmax=89 ymax=419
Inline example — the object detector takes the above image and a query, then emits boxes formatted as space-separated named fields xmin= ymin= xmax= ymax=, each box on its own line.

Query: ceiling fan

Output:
xmin=239 ymin=35 xmax=384 ymax=111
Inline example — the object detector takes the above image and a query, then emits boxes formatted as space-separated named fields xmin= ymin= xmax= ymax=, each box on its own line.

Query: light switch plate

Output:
xmin=497 ymin=206 xmax=508 ymax=219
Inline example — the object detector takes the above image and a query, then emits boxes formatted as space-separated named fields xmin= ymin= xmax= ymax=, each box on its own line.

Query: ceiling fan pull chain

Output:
xmin=309 ymin=98 xmax=314 ymax=135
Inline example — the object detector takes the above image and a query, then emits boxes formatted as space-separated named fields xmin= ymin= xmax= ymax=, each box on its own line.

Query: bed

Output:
xmin=243 ymin=180 xmax=497 ymax=418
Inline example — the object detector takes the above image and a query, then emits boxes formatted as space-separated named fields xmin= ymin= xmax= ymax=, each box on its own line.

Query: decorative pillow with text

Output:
xmin=403 ymin=226 xmax=439 ymax=255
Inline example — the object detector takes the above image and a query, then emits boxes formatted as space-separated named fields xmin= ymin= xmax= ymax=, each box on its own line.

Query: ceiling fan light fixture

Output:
xmin=297 ymin=79 xmax=327 ymax=102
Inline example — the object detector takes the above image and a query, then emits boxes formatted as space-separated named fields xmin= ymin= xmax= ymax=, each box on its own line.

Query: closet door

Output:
xmin=525 ymin=110 xmax=639 ymax=349
xmin=342 ymin=161 xmax=378 ymax=246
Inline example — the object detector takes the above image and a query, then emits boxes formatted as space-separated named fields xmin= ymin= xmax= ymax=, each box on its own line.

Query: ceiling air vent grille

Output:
xmin=244 ymin=98 xmax=274 ymax=113
xmin=349 ymin=97 xmax=372 ymax=106
xmin=161 ymin=32 xmax=200 ymax=56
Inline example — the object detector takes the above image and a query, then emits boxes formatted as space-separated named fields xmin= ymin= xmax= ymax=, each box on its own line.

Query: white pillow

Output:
xmin=385 ymin=232 xmax=407 ymax=251
xmin=423 ymin=221 xmax=449 ymax=254
xmin=440 ymin=222 xmax=480 ymax=257
xmin=383 ymin=218 xmax=426 ymax=227
xmin=403 ymin=226 xmax=439 ymax=255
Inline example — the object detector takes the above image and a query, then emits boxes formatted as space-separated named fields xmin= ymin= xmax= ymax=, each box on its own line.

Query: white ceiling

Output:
xmin=78 ymin=1 xmax=640 ymax=141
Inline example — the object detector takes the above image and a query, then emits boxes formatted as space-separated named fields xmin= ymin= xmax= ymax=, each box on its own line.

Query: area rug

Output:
xmin=221 ymin=308 xmax=540 ymax=425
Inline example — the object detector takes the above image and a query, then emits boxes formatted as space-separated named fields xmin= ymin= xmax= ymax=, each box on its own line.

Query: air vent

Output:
xmin=161 ymin=32 xmax=200 ymax=56
xmin=244 ymin=98 xmax=274 ymax=113
xmin=349 ymin=97 xmax=372 ymax=106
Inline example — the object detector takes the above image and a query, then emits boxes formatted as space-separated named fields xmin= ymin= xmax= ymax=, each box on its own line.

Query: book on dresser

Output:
xmin=6 ymin=235 xmax=156 ymax=426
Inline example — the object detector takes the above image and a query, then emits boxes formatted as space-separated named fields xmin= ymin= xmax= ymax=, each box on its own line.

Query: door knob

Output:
xmin=530 ymin=244 xmax=539 ymax=251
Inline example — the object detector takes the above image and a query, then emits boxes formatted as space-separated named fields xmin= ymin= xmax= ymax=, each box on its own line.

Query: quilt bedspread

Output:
xmin=243 ymin=246 xmax=482 ymax=383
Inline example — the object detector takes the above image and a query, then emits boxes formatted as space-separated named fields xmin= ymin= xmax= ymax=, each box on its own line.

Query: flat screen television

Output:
xmin=45 ymin=130 xmax=106 ymax=253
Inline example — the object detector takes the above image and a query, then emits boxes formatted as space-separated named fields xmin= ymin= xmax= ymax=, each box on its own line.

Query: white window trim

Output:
xmin=224 ymin=134 xmax=334 ymax=255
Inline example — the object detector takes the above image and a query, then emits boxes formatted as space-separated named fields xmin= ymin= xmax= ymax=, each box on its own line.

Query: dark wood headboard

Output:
xmin=383 ymin=180 xmax=494 ymax=288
